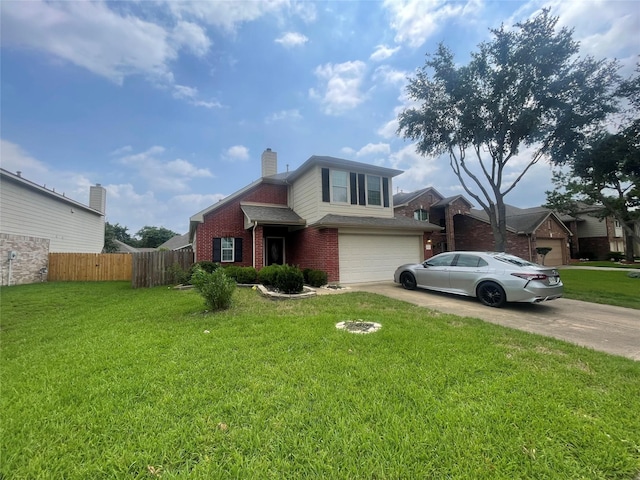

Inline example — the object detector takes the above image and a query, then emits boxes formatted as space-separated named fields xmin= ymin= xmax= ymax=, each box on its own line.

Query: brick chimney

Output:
xmin=90 ymin=183 xmax=107 ymax=213
xmin=261 ymin=148 xmax=277 ymax=177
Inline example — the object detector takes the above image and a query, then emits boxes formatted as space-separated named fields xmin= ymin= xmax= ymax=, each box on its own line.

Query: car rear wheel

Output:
xmin=477 ymin=281 xmax=506 ymax=308
xmin=400 ymin=272 xmax=417 ymax=290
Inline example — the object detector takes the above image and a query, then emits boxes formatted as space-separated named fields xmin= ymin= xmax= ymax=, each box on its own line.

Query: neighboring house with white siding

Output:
xmin=189 ymin=149 xmax=441 ymax=283
xmin=0 ymin=168 xmax=106 ymax=285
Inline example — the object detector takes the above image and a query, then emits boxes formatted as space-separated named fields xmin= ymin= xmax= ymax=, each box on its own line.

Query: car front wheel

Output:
xmin=477 ymin=281 xmax=506 ymax=308
xmin=400 ymin=272 xmax=417 ymax=290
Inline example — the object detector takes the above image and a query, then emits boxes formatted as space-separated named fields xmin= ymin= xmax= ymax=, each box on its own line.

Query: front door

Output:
xmin=266 ymin=237 xmax=285 ymax=265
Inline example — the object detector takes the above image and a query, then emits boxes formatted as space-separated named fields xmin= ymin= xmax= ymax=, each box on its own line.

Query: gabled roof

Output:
xmin=189 ymin=155 xmax=404 ymax=241
xmin=158 ymin=233 xmax=191 ymax=250
xmin=240 ymin=203 xmax=305 ymax=226
xmin=393 ymin=186 xmax=444 ymax=207
xmin=311 ymin=214 xmax=442 ymax=232
xmin=432 ymin=194 xmax=474 ymax=209
xmin=285 ymin=155 xmax=403 ymax=183
xmin=468 ymin=205 xmax=572 ymax=235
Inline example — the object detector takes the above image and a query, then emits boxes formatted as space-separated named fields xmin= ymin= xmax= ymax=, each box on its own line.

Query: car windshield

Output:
xmin=492 ymin=253 xmax=538 ymax=268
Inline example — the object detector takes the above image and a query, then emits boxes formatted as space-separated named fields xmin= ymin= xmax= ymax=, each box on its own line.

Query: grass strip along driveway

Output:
xmin=1 ymin=282 xmax=639 ymax=479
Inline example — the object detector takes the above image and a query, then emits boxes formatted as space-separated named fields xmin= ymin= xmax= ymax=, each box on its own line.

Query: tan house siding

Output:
xmin=288 ymin=166 xmax=320 ymax=223
xmin=1 ymin=172 xmax=104 ymax=253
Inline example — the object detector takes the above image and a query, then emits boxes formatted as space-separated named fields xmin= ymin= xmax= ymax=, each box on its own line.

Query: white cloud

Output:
xmin=0 ymin=139 xmax=49 ymax=178
xmin=310 ymin=61 xmax=367 ymax=115
xmin=340 ymin=147 xmax=357 ymax=157
xmin=378 ymin=119 xmax=399 ymax=139
xmin=173 ymin=85 xmax=199 ymax=99
xmin=265 ymin=109 xmax=303 ymax=123
xmin=356 ymin=143 xmax=391 ymax=157
xmin=171 ymin=20 xmax=211 ymax=57
xmin=383 ymin=0 xmax=482 ymax=48
xmin=550 ymin=0 xmax=639 ymax=73
xmin=373 ymin=65 xmax=408 ymax=86
xmin=0 ymin=139 xmax=100 ymax=204
xmin=370 ymin=44 xmax=401 ymax=61
xmin=173 ymin=84 xmax=223 ymax=109
xmin=166 ymin=0 xmax=289 ymax=32
xmin=390 ymin=143 xmax=441 ymax=188
xmin=224 ymin=145 xmax=250 ymax=162
xmin=275 ymin=32 xmax=309 ymax=47
xmin=116 ymin=146 xmax=213 ymax=192
xmin=0 ymin=0 xmax=177 ymax=85
xmin=109 ymin=145 xmax=133 ymax=156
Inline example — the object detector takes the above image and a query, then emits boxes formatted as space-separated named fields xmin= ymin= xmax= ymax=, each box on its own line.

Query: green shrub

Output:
xmin=608 ymin=251 xmax=624 ymax=262
xmin=302 ymin=268 xmax=313 ymax=284
xmin=166 ymin=263 xmax=190 ymax=285
xmin=274 ymin=264 xmax=304 ymax=294
xmin=190 ymin=266 xmax=236 ymax=311
xmin=306 ymin=269 xmax=328 ymax=287
xmin=257 ymin=265 xmax=279 ymax=286
xmin=187 ymin=261 xmax=219 ymax=281
xmin=235 ymin=267 xmax=257 ymax=284
xmin=223 ymin=265 xmax=240 ymax=281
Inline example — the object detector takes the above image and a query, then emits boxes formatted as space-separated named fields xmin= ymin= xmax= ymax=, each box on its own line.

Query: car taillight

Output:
xmin=511 ymin=273 xmax=547 ymax=281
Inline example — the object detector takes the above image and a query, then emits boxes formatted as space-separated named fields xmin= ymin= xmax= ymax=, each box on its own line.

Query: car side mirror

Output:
xmin=423 ymin=261 xmax=431 ymax=267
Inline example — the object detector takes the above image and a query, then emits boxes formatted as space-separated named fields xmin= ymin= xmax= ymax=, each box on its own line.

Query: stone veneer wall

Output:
xmin=0 ymin=233 xmax=50 ymax=286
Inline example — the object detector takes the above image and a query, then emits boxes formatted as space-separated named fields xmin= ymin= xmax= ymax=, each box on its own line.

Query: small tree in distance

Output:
xmin=397 ymin=9 xmax=621 ymax=252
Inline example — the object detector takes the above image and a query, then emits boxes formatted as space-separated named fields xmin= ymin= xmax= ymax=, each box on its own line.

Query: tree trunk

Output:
xmin=493 ymin=198 xmax=508 ymax=252
xmin=624 ymin=225 xmax=635 ymax=263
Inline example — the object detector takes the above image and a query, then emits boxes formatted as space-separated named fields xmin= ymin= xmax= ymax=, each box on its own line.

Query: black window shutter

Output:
xmin=212 ymin=238 xmax=221 ymax=262
xmin=234 ymin=238 xmax=243 ymax=262
xmin=321 ymin=168 xmax=330 ymax=202
xmin=350 ymin=172 xmax=357 ymax=205
xmin=383 ymin=177 xmax=390 ymax=208
xmin=358 ymin=174 xmax=366 ymax=205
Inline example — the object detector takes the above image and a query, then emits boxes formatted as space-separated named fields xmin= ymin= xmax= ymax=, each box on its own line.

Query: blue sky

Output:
xmin=1 ymin=0 xmax=638 ymax=236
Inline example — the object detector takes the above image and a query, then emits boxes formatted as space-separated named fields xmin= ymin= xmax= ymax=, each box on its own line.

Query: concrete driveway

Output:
xmin=345 ymin=281 xmax=640 ymax=361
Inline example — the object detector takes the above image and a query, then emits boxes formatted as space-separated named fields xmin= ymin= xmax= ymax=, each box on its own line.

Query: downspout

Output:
xmin=527 ymin=233 xmax=532 ymax=262
xmin=252 ymin=221 xmax=257 ymax=269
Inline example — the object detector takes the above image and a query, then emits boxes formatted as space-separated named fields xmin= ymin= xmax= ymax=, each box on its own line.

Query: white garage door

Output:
xmin=535 ymin=239 xmax=564 ymax=266
xmin=339 ymin=233 xmax=422 ymax=283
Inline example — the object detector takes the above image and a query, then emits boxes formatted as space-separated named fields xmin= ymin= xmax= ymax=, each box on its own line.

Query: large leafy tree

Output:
xmin=547 ymin=69 xmax=640 ymax=261
xmin=397 ymin=10 xmax=620 ymax=251
xmin=103 ymin=222 xmax=133 ymax=253
xmin=134 ymin=226 xmax=179 ymax=249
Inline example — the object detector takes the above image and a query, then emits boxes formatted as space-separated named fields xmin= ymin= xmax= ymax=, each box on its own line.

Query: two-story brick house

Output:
xmin=189 ymin=150 xmax=442 ymax=283
xmin=394 ymin=187 xmax=572 ymax=265
xmin=559 ymin=203 xmax=628 ymax=260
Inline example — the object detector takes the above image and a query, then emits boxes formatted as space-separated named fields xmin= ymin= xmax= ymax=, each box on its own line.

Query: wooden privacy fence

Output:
xmin=48 ymin=253 xmax=132 ymax=281
xmin=48 ymin=251 xmax=194 ymax=287
xmin=131 ymin=250 xmax=194 ymax=288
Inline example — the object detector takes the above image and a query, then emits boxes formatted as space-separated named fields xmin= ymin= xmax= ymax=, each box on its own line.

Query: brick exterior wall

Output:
xmin=288 ymin=227 xmax=340 ymax=282
xmin=0 ymin=233 xmax=50 ymax=286
xmin=195 ymin=183 xmax=288 ymax=265
xmin=394 ymin=192 xmax=471 ymax=255
xmin=454 ymin=215 xmax=530 ymax=259
xmin=396 ymin=190 xmax=571 ymax=263
xmin=577 ymin=237 xmax=611 ymax=260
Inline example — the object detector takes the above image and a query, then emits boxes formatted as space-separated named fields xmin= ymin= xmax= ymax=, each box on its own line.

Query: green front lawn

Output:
xmin=1 ymin=282 xmax=639 ymax=479
xmin=560 ymin=269 xmax=640 ymax=309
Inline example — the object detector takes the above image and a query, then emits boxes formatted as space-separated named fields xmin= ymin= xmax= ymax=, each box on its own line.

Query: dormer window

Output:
xmin=332 ymin=170 xmax=348 ymax=203
xmin=414 ymin=209 xmax=429 ymax=221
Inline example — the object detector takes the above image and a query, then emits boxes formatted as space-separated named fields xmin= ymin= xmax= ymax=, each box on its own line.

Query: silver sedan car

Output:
xmin=394 ymin=251 xmax=563 ymax=307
